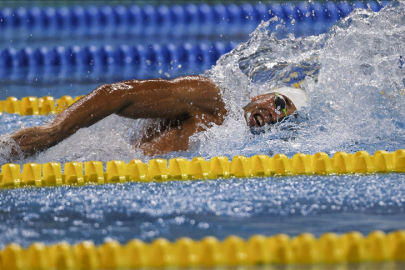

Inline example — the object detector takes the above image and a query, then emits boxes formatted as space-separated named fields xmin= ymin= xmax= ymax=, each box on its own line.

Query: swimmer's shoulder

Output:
xmin=172 ymin=75 xmax=217 ymax=86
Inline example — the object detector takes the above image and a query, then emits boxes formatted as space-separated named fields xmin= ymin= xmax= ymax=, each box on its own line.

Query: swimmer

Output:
xmin=10 ymin=76 xmax=308 ymax=157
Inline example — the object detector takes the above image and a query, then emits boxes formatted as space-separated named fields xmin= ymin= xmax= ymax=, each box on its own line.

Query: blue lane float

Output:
xmin=0 ymin=1 xmax=391 ymax=40
xmin=0 ymin=42 xmax=236 ymax=83
xmin=0 ymin=42 xmax=235 ymax=68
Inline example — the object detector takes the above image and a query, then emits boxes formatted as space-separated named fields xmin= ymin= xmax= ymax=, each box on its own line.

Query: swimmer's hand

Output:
xmin=0 ymin=135 xmax=24 ymax=162
xmin=11 ymin=124 xmax=59 ymax=156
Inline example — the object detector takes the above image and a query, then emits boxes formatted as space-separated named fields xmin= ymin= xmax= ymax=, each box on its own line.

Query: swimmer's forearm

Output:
xmin=52 ymin=83 xmax=130 ymax=137
xmin=51 ymin=79 xmax=177 ymax=138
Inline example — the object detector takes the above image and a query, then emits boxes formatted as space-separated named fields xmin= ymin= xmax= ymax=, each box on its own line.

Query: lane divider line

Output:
xmin=0 ymin=2 xmax=389 ymax=40
xmin=1 ymin=150 xmax=404 ymax=189
xmin=0 ymin=95 xmax=83 ymax=115
xmin=1 ymin=230 xmax=404 ymax=269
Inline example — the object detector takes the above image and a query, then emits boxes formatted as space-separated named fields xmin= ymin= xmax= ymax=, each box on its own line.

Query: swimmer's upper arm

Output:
xmin=170 ymin=76 xmax=226 ymax=117
xmin=115 ymin=76 xmax=225 ymax=120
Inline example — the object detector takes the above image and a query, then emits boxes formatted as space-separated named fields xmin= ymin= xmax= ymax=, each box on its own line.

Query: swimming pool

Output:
xmin=0 ymin=1 xmax=404 ymax=268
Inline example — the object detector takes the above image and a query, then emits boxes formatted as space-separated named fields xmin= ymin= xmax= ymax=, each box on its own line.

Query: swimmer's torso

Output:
xmin=112 ymin=76 xmax=226 ymax=155
xmin=134 ymin=112 xmax=221 ymax=156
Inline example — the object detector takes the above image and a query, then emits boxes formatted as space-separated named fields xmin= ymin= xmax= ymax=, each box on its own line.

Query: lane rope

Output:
xmin=0 ymin=95 xmax=83 ymax=115
xmin=0 ymin=149 xmax=404 ymax=189
xmin=0 ymin=2 xmax=388 ymax=40
xmin=0 ymin=42 xmax=235 ymax=70
xmin=1 ymin=230 xmax=404 ymax=269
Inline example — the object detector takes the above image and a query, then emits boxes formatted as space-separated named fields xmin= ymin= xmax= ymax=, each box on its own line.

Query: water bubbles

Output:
xmin=197 ymin=222 xmax=209 ymax=229
xmin=360 ymin=63 xmax=375 ymax=75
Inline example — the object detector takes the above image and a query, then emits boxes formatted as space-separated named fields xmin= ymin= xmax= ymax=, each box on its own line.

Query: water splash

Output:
xmin=197 ymin=0 xmax=405 ymax=159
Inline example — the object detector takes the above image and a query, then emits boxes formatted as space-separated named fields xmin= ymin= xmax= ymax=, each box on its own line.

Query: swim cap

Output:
xmin=268 ymin=87 xmax=309 ymax=110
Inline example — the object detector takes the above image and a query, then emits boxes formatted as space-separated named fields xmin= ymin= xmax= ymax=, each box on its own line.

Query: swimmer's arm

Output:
xmin=55 ymin=75 xmax=225 ymax=133
xmin=12 ymin=75 xmax=225 ymax=155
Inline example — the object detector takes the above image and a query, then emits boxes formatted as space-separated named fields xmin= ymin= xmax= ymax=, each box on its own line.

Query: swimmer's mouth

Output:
xmin=254 ymin=113 xmax=265 ymax=127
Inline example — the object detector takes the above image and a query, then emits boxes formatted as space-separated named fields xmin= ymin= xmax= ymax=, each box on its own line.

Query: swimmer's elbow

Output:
xmin=94 ymin=83 xmax=110 ymax=93
xmin=91 ymin=83 xmax=134 ymax=109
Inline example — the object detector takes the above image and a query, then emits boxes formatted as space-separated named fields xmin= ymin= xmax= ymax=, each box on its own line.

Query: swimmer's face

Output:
xmin=243 ymin=93 xmax=297 ymax=129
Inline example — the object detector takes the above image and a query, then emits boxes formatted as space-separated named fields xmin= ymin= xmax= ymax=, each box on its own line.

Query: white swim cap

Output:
xmin=268 ymin=87 xmax=309 ymax=110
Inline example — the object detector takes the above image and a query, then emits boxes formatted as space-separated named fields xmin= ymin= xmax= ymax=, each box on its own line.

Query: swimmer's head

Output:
xmin=243 ymin=87 xmax=309 ymax=130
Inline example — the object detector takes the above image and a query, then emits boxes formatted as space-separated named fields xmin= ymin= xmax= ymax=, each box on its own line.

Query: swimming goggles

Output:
xmin=274 ymin=92 xmax=288 ymax=117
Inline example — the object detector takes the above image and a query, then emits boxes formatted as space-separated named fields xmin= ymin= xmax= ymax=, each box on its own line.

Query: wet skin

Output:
xmin=11 ymin=76 xmax=297 ymax=157
xmin=243 ymin=92 xmax=297 ymax=129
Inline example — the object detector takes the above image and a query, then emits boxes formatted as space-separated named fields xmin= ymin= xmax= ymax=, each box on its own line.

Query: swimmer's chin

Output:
xmin=249 ymin=125 xmax=270 ymax=135
xmin=248 ymin=117 xmax=292 ymax=135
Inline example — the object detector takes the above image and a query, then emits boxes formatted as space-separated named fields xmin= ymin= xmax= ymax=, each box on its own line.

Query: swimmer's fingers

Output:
xmin=0 ymin=135 xmax=24 ymax=162
xmin=11 ymin=125 xmax=59 ymax=156
xmin=11 ymin=128 xmax=38 ymax=155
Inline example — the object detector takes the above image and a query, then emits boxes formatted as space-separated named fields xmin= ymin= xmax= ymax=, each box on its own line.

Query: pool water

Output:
xmin=0 ymin=1 xmax=405 ymax=248
xmin=0 ymin=174 xmax=404 ymax=247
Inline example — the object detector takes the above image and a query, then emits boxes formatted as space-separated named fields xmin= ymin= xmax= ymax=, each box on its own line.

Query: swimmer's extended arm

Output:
xmin=11 ymin=75 xmax=226 ymax=156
